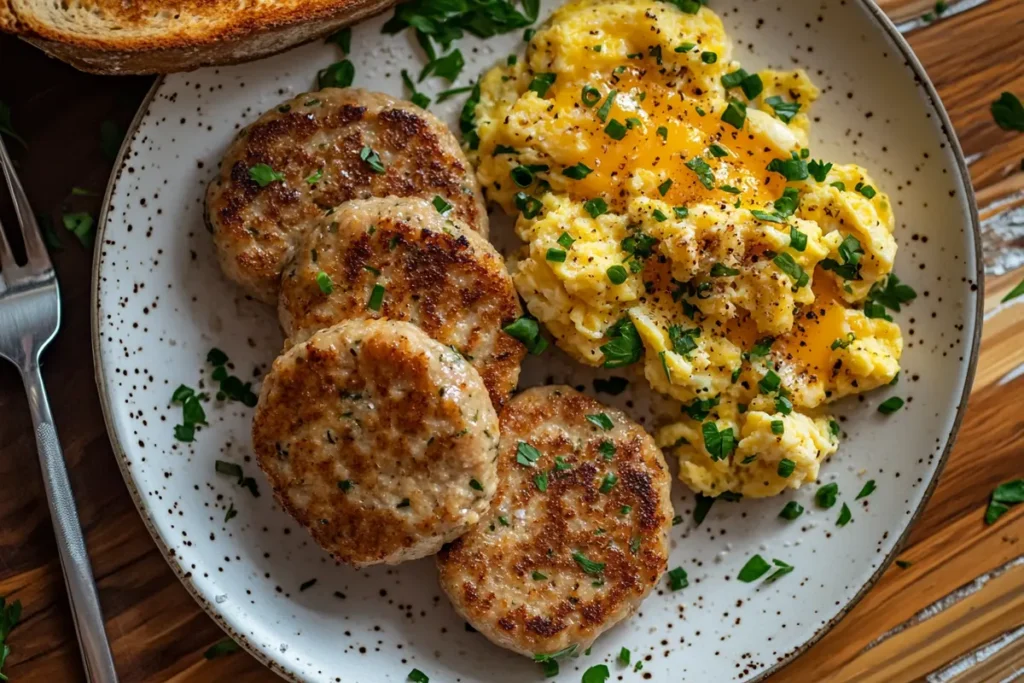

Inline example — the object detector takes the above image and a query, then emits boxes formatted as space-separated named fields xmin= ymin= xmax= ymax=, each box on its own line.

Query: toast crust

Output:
xmin=6 ymin=0 xmax=396 ymax=74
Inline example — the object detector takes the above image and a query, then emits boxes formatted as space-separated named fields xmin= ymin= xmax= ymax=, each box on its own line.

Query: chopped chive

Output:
xmin=367 ymin=284 xmax=385 ymax=311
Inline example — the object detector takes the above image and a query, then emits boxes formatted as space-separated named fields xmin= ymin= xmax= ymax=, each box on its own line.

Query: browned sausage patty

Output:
xmin=436 ymin=386 xmax=674 ymax=658
xmin=252 ymin=320 xmax=499 ymax=567
xmin=278 ymin=196 xmax=524 ymax=410
xmin=206 ymin=88 xmax=488 ymax=303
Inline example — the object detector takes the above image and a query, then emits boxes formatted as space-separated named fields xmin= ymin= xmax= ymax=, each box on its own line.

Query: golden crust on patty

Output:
xmin=436 ymin=385 xmax=674 ymax=658
xmin=278 ymin=197 xmax=525 ymax=409
xmin=252 ymin=320 xmax=499 ymax=567
xmin=206 ymin=88 xmax=488 ymax=303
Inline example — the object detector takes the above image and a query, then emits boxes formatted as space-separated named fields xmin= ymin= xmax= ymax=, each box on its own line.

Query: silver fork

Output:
xmin=0 ymin=137 xmax=119 ymax=683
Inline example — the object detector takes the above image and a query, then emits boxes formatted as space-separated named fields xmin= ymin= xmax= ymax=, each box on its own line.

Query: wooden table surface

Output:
xmin=0 ymin=1 xmax=1021 ymax=681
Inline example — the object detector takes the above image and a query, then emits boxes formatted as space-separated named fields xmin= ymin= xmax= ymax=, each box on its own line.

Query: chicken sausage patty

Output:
xmin=278 ymin=196 xmax=524 ymax=409
xmin=436 ymin=386 xmax=674 ymax=658
xmin=252 ymin=319 xmax=499 ymax=567
xmin=207 ymin=88 xmax=488 ymax=303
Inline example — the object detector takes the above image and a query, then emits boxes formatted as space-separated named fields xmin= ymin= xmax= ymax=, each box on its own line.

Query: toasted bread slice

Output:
xmin=1 ymin=0 xmax=396 ymax=74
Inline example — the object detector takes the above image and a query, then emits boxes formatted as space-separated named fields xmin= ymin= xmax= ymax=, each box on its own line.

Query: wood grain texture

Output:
xmin=0 ymin=0 xmax=1022 ymax=680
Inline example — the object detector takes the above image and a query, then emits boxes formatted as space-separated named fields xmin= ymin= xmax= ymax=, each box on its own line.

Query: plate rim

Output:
xmin=88 ymin=2 xmax=985 ymax=678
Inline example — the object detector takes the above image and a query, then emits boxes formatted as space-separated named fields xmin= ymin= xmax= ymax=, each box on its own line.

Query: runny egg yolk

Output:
xmin=724 ymin=276 xmax=848 ymax=383
xmin=544 ymin=73 xmax=786 ymax=207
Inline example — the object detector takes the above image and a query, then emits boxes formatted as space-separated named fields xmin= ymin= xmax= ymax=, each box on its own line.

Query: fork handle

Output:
xmin=22 ymin=363 xmax=119 ymax=683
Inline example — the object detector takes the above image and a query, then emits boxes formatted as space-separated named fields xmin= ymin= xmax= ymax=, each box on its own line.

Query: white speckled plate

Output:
xmin=92 ymin=1 xmax=982 ymax=681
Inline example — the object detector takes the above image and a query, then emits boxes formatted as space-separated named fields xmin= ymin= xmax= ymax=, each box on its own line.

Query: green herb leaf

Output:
xmin=573 ymin=551 xmax=605 ymax=575
xmin=534 ymin=472 xmax=549 ymax=492
xmin=779 ymin=501 xmax=803 ymax=520
xmin=582 ymin=664 xmax=610 ymax=683
xmin=837 ymin=502 xmax=852 ymax=527
xmin=764 ymin=95 xmax=800 ymax=123
xmin=685 ymin=157 xmax=715 ymax=189
xmin=878 ymin=396 xmax=904 ymax=415
xmin=991 ymin=92 xmax=1024 ymax=131
xmin=856 ymin=480 xmax=877 ymax=499
xmin=992 ymin=479 xmax=1024 ymax=504
xmin=766 ymin=153 xmax=809 ymax=181
xmin=701 ymin=422 xmax=737 ymax=461
xmin=432 ymin=195 xmax=453 ymax=215
xmin=599 ymin=472 xmax=618 ymax=493
xmin=316 ymin=270 xmax=334 ymax=294
xmin=318 ymin=60 xmax=355 ymax=88
xmin=1001 ymin=279 xmax=1024 ymax=303
xmin=738 ymin=554 xmax=771 ymax=582
xmin=773 ymin=252 xmax=809 ymax=288
xmin=503 ymin=315 xmax=547 ymax=354
xmin=528 ymin=72 xmax=557 ymax=97
xmin=710 ymin=262 xmax=739 ymax=277
xmin=808 ymin=159 xmax=832 ymax=182
xmin=248 ymin=163 xmax=285 ymax=187
xmin=600 ymin=317 xmax=642 ymax=368
xmin=204 ymin=638 xmax=241 ymax=659
xmin=584 ymin=197 xmax=608 ymax=218
xmin=693 ymin=493 xmax=714 ymax=525
xmin=985 ymin=501 xmax=1009 ymax=525
xmin=815 ymin=482 xmax=839 ymax=508
xmin=607 ymin=265 xmax=628 ymax=285
xmin=764 ymin=558 xmax=795 ymax=583
xmin=604 ymin=118 xmax=628 ymax=140
xmin=586 ymin=413 xmax=614 ymax=430
xmin=720 ymin=98 xmax=747 ymax=129
xmin=516 ymin=441 xmax=542 ymax=466
xmin=408 ymin=669 xmax=430 ymax=683
xmin=326 ymin=27 xmax=352 ymax=53
xmin=359 ymin=146 xmax=386 ymax=173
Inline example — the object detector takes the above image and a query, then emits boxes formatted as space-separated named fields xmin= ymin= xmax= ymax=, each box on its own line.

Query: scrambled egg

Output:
xmin=472 ymin=0 xmax=905 ymax=498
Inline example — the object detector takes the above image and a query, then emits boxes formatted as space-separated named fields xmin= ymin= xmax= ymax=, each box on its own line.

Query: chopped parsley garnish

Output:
xmin=572 ymin=551 xmax=605 ymax=575
xmin=305 ymin=168 xmax=324 ymax=185
xmin=702 ymin=422 xmax=737 ymax=461
xmin=620 ymin=505 xmax=632 ymax=515
xmin=758 ymin=369 xmax=782 ymax=394
xmin=215 ymin=460 xmax=260 ymax=497
xmin=683 ymin=395 xmax=719 ymax=421
xmin=248 ymin=163 xmax=284 ymax=187
xmin=667 ymin=566 xmax=688 ymax=591
xmin=709 ymin=143 xmax=729 ymax=158
xmin=675 ymin=41 xmax=696 ymax=52
xmin=710 ymin=262 xmax=739 ymax=277
xmin=606 ymin=265 xmax=628 ymax=284
xmin=855 ymin=182 xmax=877 ymax=199
xmin=837 ymin=503 xmax=853 ymax=527
xmin=584 ymin=197 xmax=608 ymax=218
xmin=751 ymin=209 xmax=784 ymax=224
xmin=777 ymin=458 xmax=795 ymax=477
xmin=316 ymin=270 xmax=334 ymax=294
xmin=503 ymin=315 xmax=547 ymax=354
xmin=771 ymin=419 xmax=785 ymax=436
xmin=469 ymin=478 xmax=483 ymax=491
xmin=516 ymin=441 xmax=542 ymax=466
xmin=656 ymin=125 xmax=668 ymax=141
xmin=720 ymin=99 xmax=746 ymax=129
xmin=766 ymin=152 xmax=809 ymax=181
xmin=435 ymin=84 xmax=476 ymax=103
xmin=674 ymin=206 xmax=689 ymax=219
xmin=765 ymin=95 xmax=800 ymax=123
xmin=359 ymin=146 xmax=386 ymax=173
xmin=831 ymin=333 xmax=856 ymax=350
xmin=599 ymin=473 xmax=618 ymax=493
xmin=867 ymin=273 xmax=917 ymax=312
xmin=693 ymin=493 xmax=715 ymax=525
xmin=598 ymin=441 xmax=616 ymax=459
xmin=556 ymin=232 xmax=575 ymax=249
xmin=534 ymin=472 xmax=548 ymax=492
xmin=582 ymin=85 xmax=601 ymax=107
xmin=431 ymin=195 xmax=453 ymax=215
xmin=789 ymin=227 xmax=808 ymax=251
xmin=514 ymin=191 xmax=542 ymax=219
xmin=773 ymin=252 xmax=810 ymax=288
xmin=821 ymin=234 xmax=865 ymax=281
xmin=420 ymin=48 xmax=465 ymax=82
xmin=546 ymin=248 xmax=567 ymax=262
xmin=684 ymin=157 xmax=715 ymax=189
xmin=815 ymin=482 xmax=839 ymax=508
xmin=986 ymin=479 xmax=1024 ymax=525
xmin=721 ymin=68 xmax=762 ymax=99
xmin=563 ymin=162 xmax=593 ymax=179
xmin=774 ymin=187 xmax=800 ymax=217
xmin=621 ymin=231 xmax=657 ymax=257
xmin=669 ymin=325 xmax=700 ymax=356
xmin=775 ymin=395 xmax=793 ymax=415
xmin=878 ymin=396 xmax=904 ymax=414
xmin=586 ymin=413 xmax=614 ymax=430
xmin=368 ymin=283 xmax=385 ymax=311
xmin=582 ymin=664 xmax=610 ymax=683
xmin=171 ymin=384 xmax=207 ymax=442
xmin=657 ymin=178 xmax=673 ymax=196
xmin=764 ymin=558 xmax=795 ymax=583
xmin=808 ymin=159 xmax=832 ymax=182
xmin=700 ymin=51 xmax=717 ymax=64
xmin=991 ymin=92 xmax=1024 ymax=131
xmin=605 ymin=119 xmax=627 ymax=140
xmin=318 ymin=60 xmax=355 ymax=89
xmin=203 ymin=638 xmax=240 ymax=659
xmin=600 ymin=317 xmax=642 ymax=368
xmin=779 ymin=501 xmax=804 ymax=520
xmin=532 ymin=570 xmax=548 ymax=580
xmin=653 ymin=209 xmax=668 ymax=222
xmin=619 ymin=647 xmax=631 ymax=665
xmin=737 ymin=554 xmax=771 ymax=582
xmin=407 ymin=669 xmax=429 ymax=683
xmin=528 ymin=72 xmax=557 ymax=97
xmin=400 ymin=69 xmax=431 ymax=108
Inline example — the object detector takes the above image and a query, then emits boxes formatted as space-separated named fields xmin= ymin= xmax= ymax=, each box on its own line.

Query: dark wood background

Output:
xmin=0 ymin=0 xmax=1022 ymax=679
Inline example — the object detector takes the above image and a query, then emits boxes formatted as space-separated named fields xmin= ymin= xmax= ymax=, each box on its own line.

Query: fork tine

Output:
xmin=0 ymin=136 xmax=51 ymax=272
xmin=0 ymin=214 xmax=18 ymax=275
